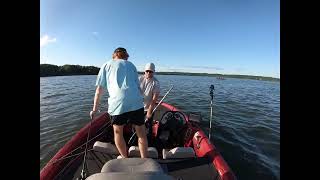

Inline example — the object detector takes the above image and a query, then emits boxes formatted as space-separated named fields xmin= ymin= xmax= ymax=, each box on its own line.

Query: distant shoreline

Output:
xmin=40 ymin=64 xmax=279 ymax=82
xmin=140 ymin=72 xmax=279 ymax=82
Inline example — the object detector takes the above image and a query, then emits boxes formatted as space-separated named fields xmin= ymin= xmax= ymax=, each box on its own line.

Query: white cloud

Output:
xmin=40 ymin=35 xmax=57 ymax=47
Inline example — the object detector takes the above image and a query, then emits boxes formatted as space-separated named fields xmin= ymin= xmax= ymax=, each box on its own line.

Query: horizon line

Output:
xmin=40 ymin=63 xmax=280 ymax=79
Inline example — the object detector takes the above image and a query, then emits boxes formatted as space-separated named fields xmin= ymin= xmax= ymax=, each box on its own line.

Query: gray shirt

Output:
xmin=139 ymin=75 xmax=160 ymax=111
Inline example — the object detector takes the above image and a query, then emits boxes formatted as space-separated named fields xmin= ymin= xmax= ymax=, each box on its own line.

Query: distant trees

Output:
xmin=144 ymin=72 xmax=279 ymax=81
xmin=40 ymin=64 xmax=279 ymax=82
xmin=40 ymin=64 xmax=100 ymax=77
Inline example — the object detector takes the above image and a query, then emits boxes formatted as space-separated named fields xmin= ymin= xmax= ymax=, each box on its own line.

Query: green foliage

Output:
xmin=40 ymin=64 xmax=100 ymax=77
xmin=40 ymin=64 xmax=279 ymax=82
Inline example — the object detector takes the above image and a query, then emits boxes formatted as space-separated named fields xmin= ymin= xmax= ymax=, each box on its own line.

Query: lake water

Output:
xmin=40 ymin=75 xmax=280 ymax=180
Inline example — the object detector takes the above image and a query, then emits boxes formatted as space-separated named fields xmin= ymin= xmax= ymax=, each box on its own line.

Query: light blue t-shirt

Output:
xmin=95 ymin=59 xmax=143 ymax=115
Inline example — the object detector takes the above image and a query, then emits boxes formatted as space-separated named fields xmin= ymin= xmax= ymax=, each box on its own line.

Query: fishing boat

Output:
xmin=216 ymin=77 xmax=225 ymax=80
xmin=40 ymin=86 xmax=236 ymax=180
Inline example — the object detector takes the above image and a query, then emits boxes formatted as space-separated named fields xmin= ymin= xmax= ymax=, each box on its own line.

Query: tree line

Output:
xmin=40 ymin=64 xmax=279 ymax=82
xmin=156 ymin=72 xmax=279 ymax=81
xmin=40 ymin=64 xmax=100 ymax=77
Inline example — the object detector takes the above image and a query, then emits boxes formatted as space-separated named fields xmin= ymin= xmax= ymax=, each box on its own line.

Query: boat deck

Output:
xmin=45 ymin=104 xmax=228 ymax=180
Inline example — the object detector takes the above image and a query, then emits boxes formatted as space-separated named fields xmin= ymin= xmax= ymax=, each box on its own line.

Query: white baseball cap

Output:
xmin=145 ymin=63 xmax=155 ymax=72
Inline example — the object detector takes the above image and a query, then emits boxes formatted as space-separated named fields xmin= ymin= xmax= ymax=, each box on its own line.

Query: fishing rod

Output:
xmin=77 ymin=109 xmax=101 ymax=180
xmin=209 ymin=84 xmax=214 ymax=141
xmin=44 ymin=121 xmax=112 ymax=167
xmin=78 ymin=84 xmax=174 ymax=178
xmin=149 ymin=85 xmax=174 ymax=119
xmin=128 ymin=85 xmax=174 ymax=145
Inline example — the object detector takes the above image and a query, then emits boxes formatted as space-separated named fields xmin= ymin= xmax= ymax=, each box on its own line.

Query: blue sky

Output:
xmin=40 ymin=0 xmax=279 ymax=78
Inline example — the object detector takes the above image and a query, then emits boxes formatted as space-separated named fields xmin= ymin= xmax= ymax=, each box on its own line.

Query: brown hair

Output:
xmin=112 ymin=47 xmax=129 ymax=60
xmin=114 ymin=51 xmax=128 ymax=59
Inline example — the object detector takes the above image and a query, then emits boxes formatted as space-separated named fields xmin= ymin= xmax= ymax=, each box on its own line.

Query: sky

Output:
xmin=40 ymin=0 xmax=279 ymax=78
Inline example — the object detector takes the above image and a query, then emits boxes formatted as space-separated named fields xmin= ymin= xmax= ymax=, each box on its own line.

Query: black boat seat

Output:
xmin=162 ymin=147 xmax=196 ymax=159
xmin=128 ymin=146 xmax=158 ymax=158
xmin=93 ymin=141 xmax=120 ymax=155
xmin=101 ymin=158 xmax=163 ymax=173
xmin=85 ymin=172 xmax=174 ymax=180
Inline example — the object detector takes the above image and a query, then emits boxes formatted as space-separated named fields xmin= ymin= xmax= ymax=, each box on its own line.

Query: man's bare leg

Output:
xmin=113 ymin=125 xmax=128 ymax=158
xmin=134 ymin=124 xmax=148 ymax=158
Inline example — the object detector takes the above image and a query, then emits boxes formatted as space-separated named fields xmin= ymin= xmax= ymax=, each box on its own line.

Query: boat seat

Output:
xmin=101 ymin=158 xmax=163 ymax=173
xmin=85 ymin=172 xmax=174 ymax=180
xmin=162 ymin=147 xmax=196 ymax=159
xmin=93 ymin=141 xmax=119 ymax=155
xmin=128 ymin=146 xmax=158 ymax=158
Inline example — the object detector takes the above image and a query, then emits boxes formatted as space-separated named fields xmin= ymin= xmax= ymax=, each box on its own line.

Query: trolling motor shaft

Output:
xmin=209 ymin=85 xmax=214 ymax=140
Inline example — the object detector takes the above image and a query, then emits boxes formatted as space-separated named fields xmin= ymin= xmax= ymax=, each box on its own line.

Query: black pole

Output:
xmin=210 ymin=85 xmax=214 ymax=100
xmin=209 ymin=85 xmax=214 ymax=140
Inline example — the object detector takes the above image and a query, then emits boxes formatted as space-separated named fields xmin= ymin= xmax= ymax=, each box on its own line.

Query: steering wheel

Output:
xmin=158 ymin=111 xmax=187 ymax=146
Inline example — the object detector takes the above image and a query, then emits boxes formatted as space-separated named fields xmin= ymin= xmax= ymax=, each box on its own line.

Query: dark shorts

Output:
xmin=111 ymin=108 xmax=145 ymax=126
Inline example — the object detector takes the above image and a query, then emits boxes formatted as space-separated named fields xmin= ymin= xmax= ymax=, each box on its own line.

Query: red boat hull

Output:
xmin=40 ymin=113 xmax=109 ymax=180
xmin=161 ymin=102 xmax=236 ymax=180
xmin=40 ymin=102 xmax=236 ymax=180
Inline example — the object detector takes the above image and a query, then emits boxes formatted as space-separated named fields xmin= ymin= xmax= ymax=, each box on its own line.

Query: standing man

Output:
xmin=90 ymin=47 xmax=148 ymax=158
xmin=139 ymin=63 xmax=160 ymax=142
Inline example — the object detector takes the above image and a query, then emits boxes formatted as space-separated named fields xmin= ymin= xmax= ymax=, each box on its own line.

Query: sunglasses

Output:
xmin=145 ymin=70 xmax=153 ymax=73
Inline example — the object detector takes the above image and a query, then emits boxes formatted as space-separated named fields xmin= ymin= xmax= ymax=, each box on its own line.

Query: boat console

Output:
xmin=156 ymin=111 xmax=188 ymax=147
